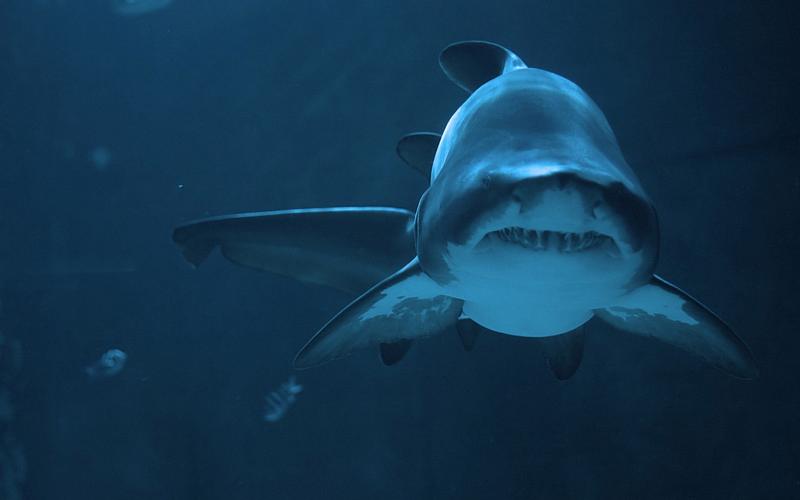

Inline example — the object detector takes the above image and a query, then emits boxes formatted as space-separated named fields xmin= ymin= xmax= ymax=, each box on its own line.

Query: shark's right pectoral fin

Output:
xmin=294 ymin=258 xmax=463 ymax=368
xmin=595 ymin=275 xmax=758 ymax=379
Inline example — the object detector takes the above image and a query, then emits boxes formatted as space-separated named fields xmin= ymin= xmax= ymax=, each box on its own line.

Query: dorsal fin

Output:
xmin=439 ymin=41 xmax=527 ymax=93
xmin=396 ymin=132 xmax=441 ymax=179
xmin=535 ymin=327 xmax=585 ymax=380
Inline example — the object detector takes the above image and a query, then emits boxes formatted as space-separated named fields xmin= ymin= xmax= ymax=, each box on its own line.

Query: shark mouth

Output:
xmin=480 ymin=227 xmax=617 ymax=254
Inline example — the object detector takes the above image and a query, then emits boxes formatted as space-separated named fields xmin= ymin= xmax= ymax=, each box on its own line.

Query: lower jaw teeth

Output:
xmin=488 ymin=228 xmax=610 ymax=253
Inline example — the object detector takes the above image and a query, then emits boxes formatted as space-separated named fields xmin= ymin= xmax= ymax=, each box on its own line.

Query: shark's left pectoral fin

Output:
xmin=595 ymin=275 xmax=758 ymax=379
xmin=294 ymin=258 xmax=463 ymax=368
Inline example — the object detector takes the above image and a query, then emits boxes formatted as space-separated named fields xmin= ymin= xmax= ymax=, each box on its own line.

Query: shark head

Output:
xmin=416 ymin=68 xmax=659 ymax=332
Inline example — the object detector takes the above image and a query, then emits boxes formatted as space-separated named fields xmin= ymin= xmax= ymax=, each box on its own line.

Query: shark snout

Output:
xmin=509 ymin=172 xmax=597 ymax=225
xmin=473 ymin=171 xmax=606 ymax=236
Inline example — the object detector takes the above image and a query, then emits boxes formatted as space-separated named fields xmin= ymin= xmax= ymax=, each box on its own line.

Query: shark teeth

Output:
xmin=486 ymin=227 xmax=612 ymax=253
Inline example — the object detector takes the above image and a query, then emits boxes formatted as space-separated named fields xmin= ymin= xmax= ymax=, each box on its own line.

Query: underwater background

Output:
xmin=1 ymin=0 xmax=799 ymax=498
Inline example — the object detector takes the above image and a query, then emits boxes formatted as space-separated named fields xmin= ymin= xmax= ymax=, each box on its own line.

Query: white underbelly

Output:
xmin=462 ymin=298 xmax=593 ymax=337
xmin=442 ymin=263 xmax=626 ymax=337
xmin=440 ymin=239 xmax=640 ymax=336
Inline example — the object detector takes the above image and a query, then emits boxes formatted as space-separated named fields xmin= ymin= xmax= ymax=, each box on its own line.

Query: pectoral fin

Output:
xmin=595 ymin=275 xmax=758 ymax=379
xmin=172 ymin=207 xmax=415 ymax=294
xmin=294 ymin=258 xmax=462 ymax=368
xmin=439 ymin=41 xmax=527 ymax=93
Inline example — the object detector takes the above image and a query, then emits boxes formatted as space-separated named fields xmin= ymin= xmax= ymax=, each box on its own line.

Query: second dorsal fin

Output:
xmin=396 ymin=132 xmax=441 ymax=179
xmin=439 ymin=41 xmax=527 ymax=93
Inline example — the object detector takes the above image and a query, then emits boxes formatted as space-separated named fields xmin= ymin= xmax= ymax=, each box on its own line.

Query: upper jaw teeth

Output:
xmin=489 ymin=227 xmax=608 ymax=253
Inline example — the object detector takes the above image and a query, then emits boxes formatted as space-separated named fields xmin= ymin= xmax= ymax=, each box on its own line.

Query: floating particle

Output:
xmin=85 ymin=349 xmax=127 ymax=378
xmin=88 ymin=146 xmax=112 ymax=171
xmin=263 ymin=375 xmax=303 ymax=423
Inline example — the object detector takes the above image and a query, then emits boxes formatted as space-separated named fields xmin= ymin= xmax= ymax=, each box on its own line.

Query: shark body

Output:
xmin=173 ymin=41 xmax=756 ymax=379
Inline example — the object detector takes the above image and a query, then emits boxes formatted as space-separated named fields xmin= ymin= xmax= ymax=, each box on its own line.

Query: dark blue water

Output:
xmin=1 ymin=1 xmax=798 ymax=499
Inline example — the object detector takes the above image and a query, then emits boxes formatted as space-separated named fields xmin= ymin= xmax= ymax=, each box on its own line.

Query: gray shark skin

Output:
xmin=173 ymin=41 xmax=757 ymax=380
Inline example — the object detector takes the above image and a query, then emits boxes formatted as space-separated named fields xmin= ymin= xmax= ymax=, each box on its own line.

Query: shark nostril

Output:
xmin=510 ymin=184 xmax=525 ymax=206
xmin=481 ymin=172 xmax=498 ymax=190
xmin=591 ymin=201 xmax=603 ymax=219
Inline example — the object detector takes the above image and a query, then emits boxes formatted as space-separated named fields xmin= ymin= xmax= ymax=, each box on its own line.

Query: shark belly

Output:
xmin=440 ymin=226 xmax=641 ymax=338
xmin=451 ymin=270 xmax=618 ymax=337
xmin=462 ymin=298 xmax=593 ymax=338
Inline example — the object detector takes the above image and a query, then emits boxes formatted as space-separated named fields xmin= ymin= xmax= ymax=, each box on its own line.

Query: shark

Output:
xmin=173 ymin=41 xmax=757 ymax=380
